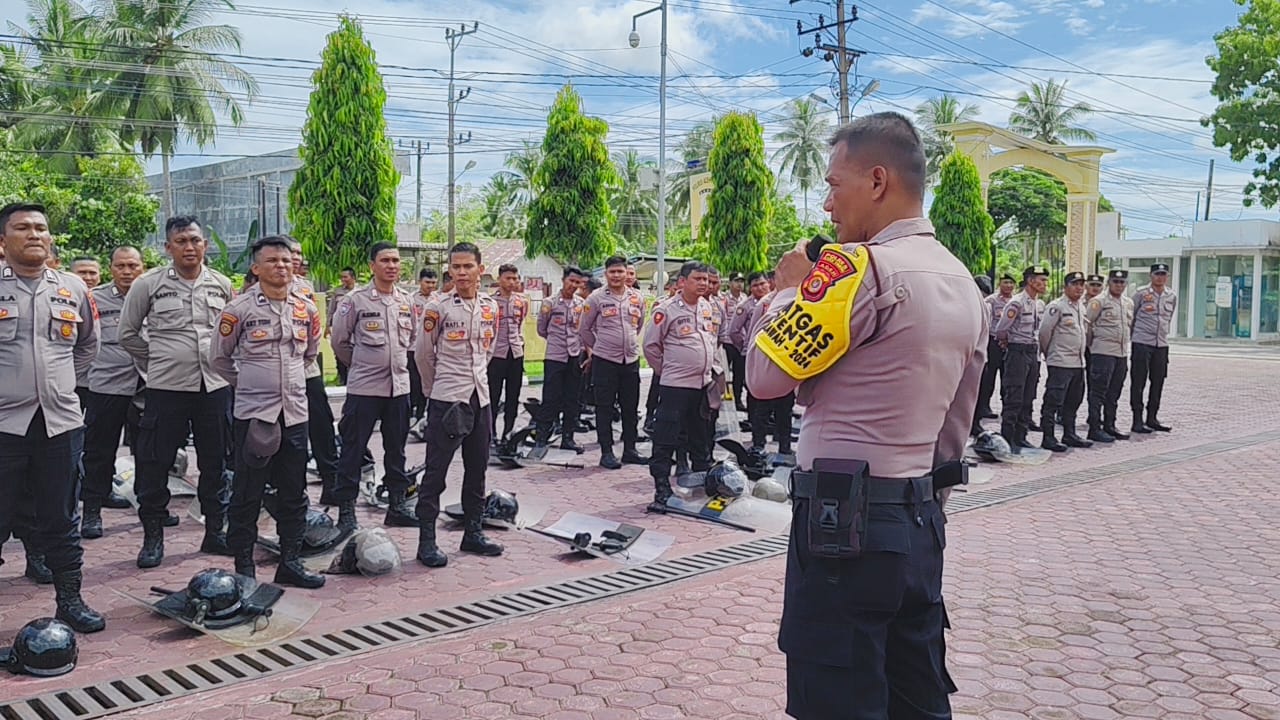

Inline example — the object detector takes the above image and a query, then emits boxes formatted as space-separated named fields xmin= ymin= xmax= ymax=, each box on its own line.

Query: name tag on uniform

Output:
xmin=602 ymin=306 xmax=619 ymax=318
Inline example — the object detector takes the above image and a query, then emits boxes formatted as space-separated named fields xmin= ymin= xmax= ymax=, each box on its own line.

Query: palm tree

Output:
xmin=611 ymin=149 xmax=658 ymax=243
xmin=480 ymin=173 xmax=523 ymax=239
xmin=915 ymin=94 xmax=980 ymax=184
xmin=666 ymin=120 xmax=715 ymax=225
xmin=771 ymin=98 xmax=830 ymax=220
xmin=98 ymin=0 xmax=259 ymax=217
xmin=0 ymin=44 xmax=35 ymax=131
xmin=1008 ymin=79 xmax=1096 ymax=144
xmin=7 ymin=0 xmax=129 ymax=172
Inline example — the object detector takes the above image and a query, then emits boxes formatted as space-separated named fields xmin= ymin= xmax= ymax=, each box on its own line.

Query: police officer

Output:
xmin=407 ymin=268 xmax=438 ymax=422
xmin=488 ymin=264 xmax=529 ymax=443
xmin=1038 ymin=272 xmax=1092 ymax=451
xmin=723 ymin=273 xmax=749 ymax=411
xmin=994 ymin=265 xmax=1048 ymax=452
xmin=81 ymin=246 xmax=147 ymax=539
xmin=327 ymin=267 xmax=358 ymax=386
xmin=1085 ymin=274 xmax=1104 ymax=301
xmin=1085 ymin=269 xmax=1134 ymax=443
xmin=330 ymin=243 xmax=418 ymax=531
xmin=643 ymin=262 xmax=718 ymax=509
xmin=413 ymin=242 xmax=504 ymax=567
xmin=1130 ymin=263 xmax=1176 ymax=433
xmin=0 ymin=202 xmax=105 ymax=633
xmin=211 ymin=236 xmax=325 ymax=589
xmin=975 ymin=273 xmax=1016 ymax=427
xmin=747 ymin=288 xmax=795 ymax=458
xmin=534 ymin=266 xmax=587 ymax=454
xmin=745 ymin=114 xmax=983 ymax=718
xmin=580 ymin=255 xmax=648 ymax=470
xmin=119 ymin=215 xmax=234 ymax=568
xmin=731 ymin=272 xmax=770 ymax=433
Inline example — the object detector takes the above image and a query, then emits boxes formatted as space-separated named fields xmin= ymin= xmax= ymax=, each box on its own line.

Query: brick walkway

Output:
xmin=3 ymin=345 xmax=1279 ymax=719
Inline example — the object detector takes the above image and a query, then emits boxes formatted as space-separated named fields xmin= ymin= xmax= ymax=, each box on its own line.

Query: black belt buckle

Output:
xmin=818 ymin=499 xmax=840 ymax=532
xmin=803 ymin=458 xmax=871 ymax=560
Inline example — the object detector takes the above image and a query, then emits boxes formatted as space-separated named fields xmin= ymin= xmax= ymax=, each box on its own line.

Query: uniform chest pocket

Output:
xmin=205 ymin=295 xmax=227 ymax=325
xmin=602 ymin=306 xmax=619 ymax=318
xmin=1162 ymin=298 xmax=1175 ymax=312
xmin=243 ymin=325 xmax=282 ymax=355
xmin=396 ymin=315 xmax=414 ymax=344
xmin=151 ymin=296 xmax=187 ymax=329
xmin=0 ymin=303 xmax=19 ymax=341
xmin=50 ymin=306 xmax=81 ymax=343
xmin=99 ymin=314 xmax=120 ymax=343
xmin=359 ymin=319 xmax=387 ymax=346
xmin=445 ymin=329 xmax=469 ymax=342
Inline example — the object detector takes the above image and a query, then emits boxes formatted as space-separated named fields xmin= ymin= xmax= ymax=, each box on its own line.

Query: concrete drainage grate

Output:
xmin=0 ymin=535 xmax=789 ymax=720
xmin=4 ymin=430 xmax=1277 ymax=720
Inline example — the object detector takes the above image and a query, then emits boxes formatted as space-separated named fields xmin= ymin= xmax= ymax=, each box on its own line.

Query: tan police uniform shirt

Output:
xmin=291 ymin=276 xmax=323 ymax=380
xmin=492 ymin=291 xmax=529 ymax=359
xmin=745 ymin=218 xmax=987 ymax=479
xmin=88 ymin=283 xmax=142 ymax=396
xmin=414 ymin=290 xmax=499 ymax=405
xmin=211 ymin=290 xmax=320 ymax=427
xmin=1086 ymin=292 xmax=1133 ymax=358
xmin=0 ymin=266 xmax=99 ymax=437
xmin=1038 ymin=296 xmax=1086 ymax=369
xmin=537 ymin=293 xmax=584 ymax=362
xmin=118 ymin=265 xmax=233 ymax=392
xmin=579 ymin=286 xmax=645 ymax=364
xmin=728 ymin=295 xmax=761 ymax=349
xmin=327 ymin=285 xmax=352 ymax=326
xmin=642 ymin=295 xmax=717 ymax=390
xmin=994 ymin=290 xmax=1044 ymax=348
xmin=984 ymin=293 xmax=1013 ymax=339
xmin=1130 ymin=284 xmax=1177 ymax=348
xmin=330 ymin=285 xmax=417 ymax=398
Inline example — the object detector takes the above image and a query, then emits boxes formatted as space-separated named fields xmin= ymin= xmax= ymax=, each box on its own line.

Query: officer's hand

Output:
xmin=774 ymin=240 xmax=814 ymax=291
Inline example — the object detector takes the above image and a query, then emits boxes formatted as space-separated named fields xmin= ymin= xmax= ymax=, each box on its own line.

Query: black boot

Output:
xmin=103 ymin=492 xmax=133 ymax=510
xmin=1131 ymin=418 xmax=1153 ymax=434
xmin=460 ymin=516 xmax=503 ymax=556
xmin=53 ymin=569 xmax=106 ymax=633
xmin=274 ymin=538 xmax=325 ymax=589
xmin=234 ymin=549 xmax=256 ymax=579
xmin=621 ymin=446 xmax=649 ymax=465
xmin=1063 ymin=433 xmax=1093 ymax=449
xmin=1087 ymin=427 xmax=1115 ymax=443
xmin=337 ymin=500 xmax=358 ymax=533
xmin=384 ymin=490 xmax=418 ymax=527
xmin=81 ymin=504 xmax=103 ymax=540
xmin=1040 ymin=427 xmax=1068 ymax=453
xmin=416 ymin=520 xmax=447 ymax=568
xmin=1146 ymin=416 xmax=1172 ymax=432
xmin=24 ymin=549 xmax=53 ymax=584
xmin=1105 ymin=424 xmax=1130 ymax=440
xmin=136 ymin=517 xmax=164 ymax=569
xmin=648 ymin=477 xmax=674 ymax=513
xmin=318 ymin=477 xmax=338 ymax=507
xmin=200 ymin=528 xmax=232 ymax=556
xmin=599 ymin=452 xmax=622 ymax=470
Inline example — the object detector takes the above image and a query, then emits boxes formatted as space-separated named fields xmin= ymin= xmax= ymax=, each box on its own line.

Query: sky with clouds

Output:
xmin=2 ymin=0 xmax=1269 ymax=239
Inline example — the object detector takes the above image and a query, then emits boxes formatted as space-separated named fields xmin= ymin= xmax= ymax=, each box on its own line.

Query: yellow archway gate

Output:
xmin=936 ymin=122 xmax=1114 ymax=274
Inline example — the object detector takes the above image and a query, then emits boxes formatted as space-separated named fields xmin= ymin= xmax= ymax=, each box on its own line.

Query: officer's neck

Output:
xmin=114 ymin=281 xmax=130 ymax=294
xmin=173 ymin=263 xmax=202 ymax=281
xmin=8 ymin=260 xmax=44 ymax=279
xmin=679 ymin=291 xmax=700 ymax=305
xmin=606 ymin=284 xmax=627 ymax=295
xmin=372 ymin=279 xmax=396 ymax=294
xmin=455 ymin=288 xmax=478 ymax=300
xmin=1024 ymin=288 xmax=1040 ymax=299
xmin=259 ymin=283 xmax=289 ymax=301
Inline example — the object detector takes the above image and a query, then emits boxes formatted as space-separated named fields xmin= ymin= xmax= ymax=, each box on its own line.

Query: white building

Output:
xmin=1096 ymin=213 xmax=1280 ymax=341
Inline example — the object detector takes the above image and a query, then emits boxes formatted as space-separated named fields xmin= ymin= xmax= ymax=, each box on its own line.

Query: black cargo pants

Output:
xmin=1087 ymin=354 xmax=1127 ymax=432
xmin=999 ymin=343 xmax=1039 ymax=445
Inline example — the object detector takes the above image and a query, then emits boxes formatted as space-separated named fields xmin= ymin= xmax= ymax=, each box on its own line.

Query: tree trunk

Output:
xmin=162 ymin=152 xmax=173 ymax=220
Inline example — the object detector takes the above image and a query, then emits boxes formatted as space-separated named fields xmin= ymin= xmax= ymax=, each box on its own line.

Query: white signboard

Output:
xmin=1215 ymin=276 xmax=1232 ymax=308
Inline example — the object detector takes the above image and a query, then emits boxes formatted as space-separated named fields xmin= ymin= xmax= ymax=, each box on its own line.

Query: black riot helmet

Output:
xmin=302 ymin=507 xmax=344 ymax=550
xmin=1 ymin=618 xmax=78 ymax=677
xmin=483 ymin=490 xmax=519 ymax=523
xmin=185 ymin=569 xmax=243 ymax=625
xmin=705 ymin=459 xmax=748 ymax=498
xmin=972 ymin=431 xmax=1011 ymax=460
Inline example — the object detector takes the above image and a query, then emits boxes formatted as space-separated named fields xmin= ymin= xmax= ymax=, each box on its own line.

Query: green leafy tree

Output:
xmin=930 ymin=152 xmax=994 ymax=274
xmin=100 ymin=0 xmax=259 ymax=218
xmin=763 ymin=192 xmax=832 ymax=267
xmin=915 ymin=94 xmax=981 ymax=184
xmin=1204 ymin=0 xmax=1280 ymax=207
xmin=987 ymin=167 xmax=1116 ymax=267
xmin=771 ymin=98 xmax=830 ymax=219
xmin=288 ymin=16 xmax=399 ymax=285
xmin=1008 ymin=78 xmax=1096 ymax=144
xmin=667 ymin=120 xmax=715 ymax=224
xmin=703 ymin=112 xmax=773 ymax=275
xmin=611 ymin=149 xmax=658 ymax=243
xmin=526 ymin=84 xmax=618 ymax=267
xmin=480 ymin=173 xmax=524 ymax=239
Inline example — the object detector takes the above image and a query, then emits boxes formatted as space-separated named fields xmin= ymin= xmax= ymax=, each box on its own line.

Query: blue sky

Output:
xmin=2 ymin=0 xmax=1269 ymax=238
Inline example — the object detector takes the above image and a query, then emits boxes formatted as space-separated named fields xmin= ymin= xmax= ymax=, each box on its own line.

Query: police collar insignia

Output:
xmin=754 ymin=244 xmax=870 ymax=380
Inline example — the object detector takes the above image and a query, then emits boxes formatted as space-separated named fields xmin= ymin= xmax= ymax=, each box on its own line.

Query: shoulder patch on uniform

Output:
xmin=1006 ymin=307 xmax=1017 ymax=318
xmin=219 ymin=312 xmax=238 ymax=336
xmin=653 ymin=311 xmax=664 ymax=325
xmin=1048 ymin=306 xmax=1058 ymax=315
xmin=423 ymin=309 xmax=440 ymax=332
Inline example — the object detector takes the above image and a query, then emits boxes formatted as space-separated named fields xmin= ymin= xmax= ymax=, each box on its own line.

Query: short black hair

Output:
xmin=747 ymin=271 xmax=766 ymax=285
xmin=829 ymin=112 xmax=927 ymax=198
xmin=340 ymin=267 xmax=356 ymax=276
xmin=0 ymin=202 xmax=47 ymax=232
xmin=164 ymin=215 xmax=201 ymax=239
xmin=974 ymin=275 xmax=993 ymax=296
xmin=49 ymin=243 xmax=60 ymax=259
xmin=442 ymin=271 xmax=452 ymax=282
xmin=498 ymin=263 xmax=519 ymax=277
xmin=563 ymin=265 xmax=585 ymax=279
xmin=678 ymin=261 xmax=707 ymax=279
xmin=449 ymin=242 xmax=481 ymax=264
xmin=604 ymin=255 xmax=627 ymax=269
xmin=705 ymin=265 xmax=719 ymax=277
xmin=251 ymin=234 xmax=292 ymax=261
xmin=71 ymin=255 xmax=98 ymax=266
xmin=110 ymin=245 xmax=143 ymax=263
xmin=419 ymin=268 xmax=437 ymax=280
xmin=368 ymin=242 xmax=396 ymax=262
xmin=586 ymin=277 xmax=603 ymax=291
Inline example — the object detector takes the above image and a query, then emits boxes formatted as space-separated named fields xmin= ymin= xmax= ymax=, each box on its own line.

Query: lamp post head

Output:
xmin=628 ymin=30 xmax=641 ymax=48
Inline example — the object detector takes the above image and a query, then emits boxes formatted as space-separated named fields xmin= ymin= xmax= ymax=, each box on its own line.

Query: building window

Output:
xmin=1263 ymin=255 xmax=1280 ymax=335
xmin=1194 ymin=254 xmax=1255 ymax=339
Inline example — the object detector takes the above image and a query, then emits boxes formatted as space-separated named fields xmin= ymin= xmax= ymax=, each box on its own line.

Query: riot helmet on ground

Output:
xmin=972 ymin=431 xmax=1011 ymax=460
xmin=705 ymin=459 xmax=748 ymax=498
xmin=1 ymin=618 xmax=78 ymax=677
xmin=483 ymin=490 xmax=519 ymax=522
xmin=185 ymin=569 xmax=243 ymax=625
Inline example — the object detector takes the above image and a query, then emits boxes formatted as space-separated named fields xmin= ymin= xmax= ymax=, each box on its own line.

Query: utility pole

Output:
xmin=1203 ymin=158 xmax=1215 ymax=221
xmin=446 ymin=22 xmax=477 ymax=246
xmin=793 ymin=0 xmax=861 ymax=125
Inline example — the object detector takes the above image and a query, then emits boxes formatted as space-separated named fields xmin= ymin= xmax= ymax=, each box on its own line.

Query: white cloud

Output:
xmin=1064 ymin=16 xmax=1090 ymax=35
xmin=910 ymin=0 xmax=1026 ymax=39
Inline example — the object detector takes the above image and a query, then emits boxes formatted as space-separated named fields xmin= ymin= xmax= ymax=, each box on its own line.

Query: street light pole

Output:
xmin=631 ymin=1 xmax=667 ymax=290
xmin=446 ymin=22 xmax=477 ymax=246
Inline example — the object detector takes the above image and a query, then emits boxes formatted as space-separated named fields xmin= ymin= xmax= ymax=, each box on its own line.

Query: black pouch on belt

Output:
xmin=791 ymin=457 xmax=870 ymax=560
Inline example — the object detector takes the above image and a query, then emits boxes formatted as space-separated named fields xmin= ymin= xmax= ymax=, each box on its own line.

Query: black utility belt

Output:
xmin=1007 ymin=342 xmax=1037 ymax=350
xmin=791 ymin=472 xmax=933 ymax=505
